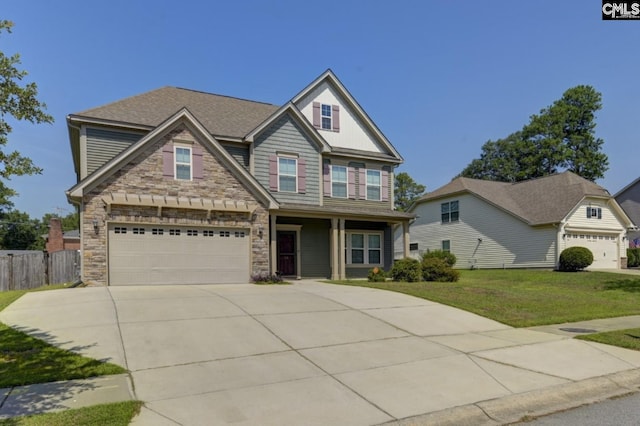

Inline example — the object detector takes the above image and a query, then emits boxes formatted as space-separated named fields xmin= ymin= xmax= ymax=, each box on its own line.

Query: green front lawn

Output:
xmin=329 ymin=270 xmax=640 ymax=327
xmin=577 ymin=328 xmax=640 ymax=351
xmin=0 ymin=286 xmax=126 ymax=388
xmin=0 ymin=401 xmax=142 ymax=426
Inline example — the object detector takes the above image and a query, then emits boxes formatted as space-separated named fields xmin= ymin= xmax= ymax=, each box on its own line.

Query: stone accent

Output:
xmin=621 ymin=257 xmax=628 ymax=269
xmin=81 ymin=123 xmax=270 ymax=285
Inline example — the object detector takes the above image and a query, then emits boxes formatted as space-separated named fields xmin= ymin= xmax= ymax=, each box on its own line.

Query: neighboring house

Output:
xmin=66 ymin=70 xmax=414 ymax=285
xmin=615 ymin=176 xmax=640 ymax=247
xmin=400 ymin=172 xmax=634 ymax=270
xmin=45 ymin=217 xmax=80 ymax=253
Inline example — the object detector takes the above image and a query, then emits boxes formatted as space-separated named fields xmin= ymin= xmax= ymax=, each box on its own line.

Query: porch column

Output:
xmin=331 ymin=218 xmax=339 ymax=280
xmin=270 ymin=214 xmax=277 ymax=275
xmin=339 ymin=218 xmax=346 ymax=279
xmin=403 ymin=220 xmax=410 ymax=258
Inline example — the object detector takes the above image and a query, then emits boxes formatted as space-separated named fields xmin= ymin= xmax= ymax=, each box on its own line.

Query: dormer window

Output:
xmin=321 ymin=104 xmax=332 ymax=130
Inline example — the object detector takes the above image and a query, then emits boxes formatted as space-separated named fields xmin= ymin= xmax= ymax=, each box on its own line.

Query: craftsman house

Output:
xmin=401 ymin=172 xmax=634 ymax=270
xmin=66 ymin=70 xmax=413 ymax=285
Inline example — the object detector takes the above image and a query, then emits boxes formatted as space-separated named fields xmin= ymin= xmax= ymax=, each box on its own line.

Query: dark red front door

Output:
xmin=277 ymin=231 xmax=296 ymax=276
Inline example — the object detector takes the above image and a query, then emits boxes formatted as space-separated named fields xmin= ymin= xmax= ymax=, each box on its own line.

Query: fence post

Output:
xmin=45 ymin=252 xmax=50 ymax=285
xmin=7 ymin=253 xmax=14 ymax=291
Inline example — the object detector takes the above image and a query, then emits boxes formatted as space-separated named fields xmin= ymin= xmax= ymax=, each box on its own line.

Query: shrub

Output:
xmin=628 ymin=248 xmax=640 ymax=268
xmin=251 ymin=273 xmax=284 ymax=284
xmin=390 ymin=258 xmax=422 ymax=282
xmin=422 ymin=250 xmax=457 ymax=267
xmin=559 ymin=247 xmax=594 ymax=272
xmin=368 ymin=267 xmax=387 ymax=282
xmin=421 ymin=258 xmax=460 ymax=282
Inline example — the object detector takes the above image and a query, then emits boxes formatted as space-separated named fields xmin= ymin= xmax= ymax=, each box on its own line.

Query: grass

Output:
xmin=0 ymin=401 xmax=143 ymax=426
xmin=576 ymin=328 xmax=640 ymax=351
xmin=329 ymin=270 xmax=640 ymax=327
xmin=0 ymin=286 xmax=126 ymax=388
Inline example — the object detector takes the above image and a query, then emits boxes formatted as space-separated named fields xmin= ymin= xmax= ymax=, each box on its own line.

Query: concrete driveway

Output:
xmin=2 ymin=280 xmax=640 ymax=425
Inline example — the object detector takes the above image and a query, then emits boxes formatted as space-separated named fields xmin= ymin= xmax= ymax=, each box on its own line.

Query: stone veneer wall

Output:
xmin=81 ymin=124 xmax=270 ymax=285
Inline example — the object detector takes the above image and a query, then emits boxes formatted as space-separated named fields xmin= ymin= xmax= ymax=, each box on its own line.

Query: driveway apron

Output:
xmin=1 ymin=280 xmax=640 ymax=425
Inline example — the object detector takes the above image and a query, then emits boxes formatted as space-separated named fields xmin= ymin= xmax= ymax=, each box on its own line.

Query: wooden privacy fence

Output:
xmin=0 ymin=250 xmax=80 ymax=291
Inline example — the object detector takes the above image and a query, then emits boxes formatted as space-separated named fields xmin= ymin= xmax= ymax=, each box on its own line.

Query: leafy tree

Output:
xmin=460 ymin=85 xmax=608 ymax=182
xmin=0 ymin=209 xmax=41 ymax=250
xmin=0 ymin=20 xmax=54 ymax=212
xmin=394 ymin=172 xmax=426 ymax=211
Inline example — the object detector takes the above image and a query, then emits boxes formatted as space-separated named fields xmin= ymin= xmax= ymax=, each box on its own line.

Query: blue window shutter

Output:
xmin=269 ymin=155 xmax=278 ymax=191
xmin=192 ymin=145 xmax=203 ymax=180
xmin=162 ymin=142 xmax=174 ymax=178
xmin=332 ymin=105 xmax=340 ymax=132
xmin=312 ymin=102 xmax=321 ymax=128
xmin=298 ymin=158 xmax=306 ymax=194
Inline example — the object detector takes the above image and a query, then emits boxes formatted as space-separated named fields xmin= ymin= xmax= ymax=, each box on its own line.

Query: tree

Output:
xmin=0 ymin=209 xmax=41 ymax=250
xmin=0 ymin=20 xmax=54 ymax=212
xmin=394 ymin=172 xmax=426 ymax=211
xmin=460 ymin=85 xmax=608 ymax=182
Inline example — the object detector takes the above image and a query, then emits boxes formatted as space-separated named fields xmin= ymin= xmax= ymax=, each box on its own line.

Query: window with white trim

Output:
xmin=332 ymin=165 xmax=348 ymax=198
xmin=442 ymin=240 xmax=451 ymax=252
xmin=347 ymin=232 xmax=383 ymax=265
xmin=441 ymin=201 xmax=459 ymax=223
xmin=278 ymin=157 xmax=297 ymax=192
xmin=321 ymin=104 xmax=332 ymax=130
xmin=366 ymin=170 xmax=381 ymax=201
xmin=175 ymin=146 xmax=192 ymax=180
xmin=586 ymin=206 xmax=602 ymax=219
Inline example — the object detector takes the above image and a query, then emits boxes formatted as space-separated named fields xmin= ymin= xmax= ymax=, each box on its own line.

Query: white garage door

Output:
xmin=108 ymin=224 xmax=250 ymax=285
xmin=565 ymin=233 xmax=618 ymax=269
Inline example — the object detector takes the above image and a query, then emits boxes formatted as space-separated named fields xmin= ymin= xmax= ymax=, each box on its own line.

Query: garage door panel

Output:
xmin=565 ymin=233 xmax=618 ymax=269
xmin=108 ymin=224 xmax=250 ymax=285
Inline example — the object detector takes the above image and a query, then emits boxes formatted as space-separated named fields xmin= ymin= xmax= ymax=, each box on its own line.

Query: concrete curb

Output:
xmin=381 ymin=369 xmax=640 ymax=425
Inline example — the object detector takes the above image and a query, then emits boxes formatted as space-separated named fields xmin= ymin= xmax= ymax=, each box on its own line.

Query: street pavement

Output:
xmin=0 ymin=280 xmax=639 ymax=425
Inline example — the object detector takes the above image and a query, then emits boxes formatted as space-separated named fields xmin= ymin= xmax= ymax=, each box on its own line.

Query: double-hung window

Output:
xmin=347 ymin=232 xmax=382 ymax=265
xmin=366 ymin=170 xmax=381 ymax=201
xmin=441 ymin=201 xmax=459 ymax=223
xmin=586 ymin=206 xmax=602 ymax=219
xmin=321 ymin=104 xmax=332 ymax=130
xmin=278 ymin=157 xmax=297 ymax=192
xmin=175 ymin=146 xmax=192 ymax=180
xmin=332 ymin=165 xmax=348 ymax=198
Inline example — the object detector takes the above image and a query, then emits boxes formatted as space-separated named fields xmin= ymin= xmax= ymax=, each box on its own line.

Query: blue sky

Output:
xmin=3 ymin=1 xmax=639 ymax=219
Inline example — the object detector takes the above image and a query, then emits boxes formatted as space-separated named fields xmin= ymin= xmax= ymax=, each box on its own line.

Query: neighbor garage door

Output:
xmin=565 ymin=233 xmax=618 ymax=269
xmin=108 ymin=223 xmax=250 ymax=285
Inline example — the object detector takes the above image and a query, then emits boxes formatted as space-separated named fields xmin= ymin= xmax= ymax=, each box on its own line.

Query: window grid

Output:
xmin=366 ymin=170 xmax=381 ymax=201
xmin=152 ymin=228 xmax=164 ymax=235
xmin=346 ymin=232 xmax=383 ymax=265
xmin=441 ymin=201 xmax=459 ymax=223
xmin=175 ymin=146 xmax=192 ymax=180
xmin=332 ymin=165 xmax=347 ymax=198
xmin=133 ymin=227 xmax=145 ymax=235
xmin=321 ymin=104 xmax=332 ymax=130
xmin=169 ymin=229 xmax=181 ymax=236
xmin=187 ymin=229 xmax=198 ymax=236
xmin=278 ymin=157 xmax=297 ymax=193
xmin=114 ymin=227 xmax=127 ymax=234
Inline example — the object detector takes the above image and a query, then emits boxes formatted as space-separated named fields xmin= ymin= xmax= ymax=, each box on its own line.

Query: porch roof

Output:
xmin=275 ymin=203 xmax=415 ymax=222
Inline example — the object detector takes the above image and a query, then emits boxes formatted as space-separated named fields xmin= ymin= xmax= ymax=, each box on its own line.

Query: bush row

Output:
xmin=368 ymin=250 xmax=459 ymax=283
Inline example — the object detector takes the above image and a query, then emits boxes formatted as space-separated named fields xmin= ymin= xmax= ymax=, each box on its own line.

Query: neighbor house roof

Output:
xmin=69 ymin=87 xmax=279 ymax=140
xmin=413 ymin=171 xmax=612 ymax=226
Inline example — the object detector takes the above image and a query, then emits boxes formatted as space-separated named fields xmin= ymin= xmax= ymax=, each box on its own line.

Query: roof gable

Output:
xmin=291 ymin=69 xmax=402 ymax=162
xmin=413 ymin=172 xmax=614 ymax=225
xmin=67 ymin=108 xmax=278 ymax=209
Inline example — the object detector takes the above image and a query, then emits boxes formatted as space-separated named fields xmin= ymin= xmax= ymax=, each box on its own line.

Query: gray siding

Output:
xmin=254 ymin=114 xmax=320 ymax=204
xmin=616 ymin=183 xmax=640 ymax=243
xmin=278 ymin=218 xmax=331 ymax=278
xmin=86 ymin=128 xmax=144 ymax=175
xmin=221 ymin=143 xmax=250 ymax=171
xmin=324 ymin=158 xmax=393 ymax=210
xmin=404 ymin=194 xmax=557 ymax=269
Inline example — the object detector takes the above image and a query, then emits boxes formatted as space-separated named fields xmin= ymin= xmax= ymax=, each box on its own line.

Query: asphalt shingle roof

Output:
xmin=71 ymin=87 xmax=280 ymax=139
xmin=415 ymin=172 xmax=611 ymax=225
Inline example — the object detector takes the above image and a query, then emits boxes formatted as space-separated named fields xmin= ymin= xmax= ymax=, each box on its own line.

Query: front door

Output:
xmin=277 ymin=231 xmax=296 ymax=276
